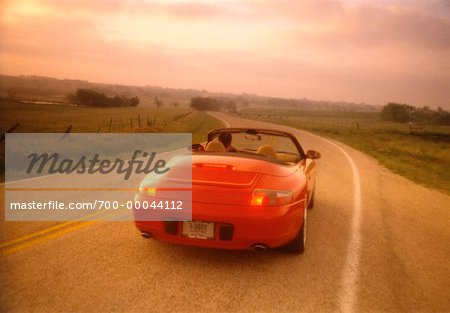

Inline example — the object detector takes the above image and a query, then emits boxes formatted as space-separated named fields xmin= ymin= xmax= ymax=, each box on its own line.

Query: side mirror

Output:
xmin=306 ymin=150 xmax=321 ymax=159
xmin=189 ymin=143 xmax=205 ymax=152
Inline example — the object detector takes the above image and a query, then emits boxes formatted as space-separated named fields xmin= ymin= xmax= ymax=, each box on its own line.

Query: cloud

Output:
xmin=280 ymin=3 xmax=450 ymax=50
xmin=1 ymin=0 xmax=449 ymax=107
xmin=28 ymin=0 xmax=241 ymax=20
xmin=347 ymin=5 xmax=450 ymax=49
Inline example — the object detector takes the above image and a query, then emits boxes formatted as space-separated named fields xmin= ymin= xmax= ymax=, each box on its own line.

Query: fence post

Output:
xmin=0 ymin=122 xmax=20 ymax=142
xmin=61 ymin=124 xmax=73 ymax=139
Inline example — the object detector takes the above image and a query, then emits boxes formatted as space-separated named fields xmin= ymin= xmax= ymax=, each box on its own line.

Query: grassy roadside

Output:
xmin=237 ymin=108 xmax=450 ymax=195
xmin=165 ymin=110 xmax=223 ymax=144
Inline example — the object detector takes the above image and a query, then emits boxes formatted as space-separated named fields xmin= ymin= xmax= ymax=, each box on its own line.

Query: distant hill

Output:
xmin=0 ymin=75 xmax=380 ymax=111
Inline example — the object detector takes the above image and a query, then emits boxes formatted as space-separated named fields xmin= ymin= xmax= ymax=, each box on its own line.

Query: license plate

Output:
xmin=182 ymin=221 xmax=215 ymax=239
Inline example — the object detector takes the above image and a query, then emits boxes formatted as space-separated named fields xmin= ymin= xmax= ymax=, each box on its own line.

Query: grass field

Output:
xmin=1 ymin=99 xmax=224 ymax=181
xmin=237 ymin=108 xmax=450 ymax=195
xmin=1 ymin=99 xmax=223 ymax=138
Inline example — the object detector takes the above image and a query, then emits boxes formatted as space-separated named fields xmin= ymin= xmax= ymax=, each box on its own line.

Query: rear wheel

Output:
xmin=284 ymin=203 xmax=307 ymax=254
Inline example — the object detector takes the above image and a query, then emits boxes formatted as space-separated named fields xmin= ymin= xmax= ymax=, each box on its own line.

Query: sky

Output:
xmin=1 ymin=0 xmax=449 ymax=108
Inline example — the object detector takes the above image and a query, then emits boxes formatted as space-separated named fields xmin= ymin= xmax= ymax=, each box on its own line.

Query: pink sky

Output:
xmin=1 ymin=0 xmax=449 ymax=108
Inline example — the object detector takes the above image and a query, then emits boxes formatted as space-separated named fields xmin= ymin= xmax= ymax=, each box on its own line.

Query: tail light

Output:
xmin=138 ymin=178 xmax=159 ymax=196
xmin=251 ymin=189 xmax=293 ymax=206
xmin=138 ymin=187 xmax=156 ymax=196
xmin=193 ymin=163 xmax=234 ymax=170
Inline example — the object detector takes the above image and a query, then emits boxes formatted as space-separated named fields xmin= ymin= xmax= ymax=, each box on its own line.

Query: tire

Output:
xmin=284 ymin=203 xmax=307 ymax=254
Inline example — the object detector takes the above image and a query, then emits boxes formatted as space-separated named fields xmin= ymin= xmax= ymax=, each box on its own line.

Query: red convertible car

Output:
xmin=134 ymin=128 xmax=321 ymax=253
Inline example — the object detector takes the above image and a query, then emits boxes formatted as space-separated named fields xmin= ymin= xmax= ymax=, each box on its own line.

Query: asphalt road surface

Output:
xmin=1 ymin=113 xmax=449 ymax=313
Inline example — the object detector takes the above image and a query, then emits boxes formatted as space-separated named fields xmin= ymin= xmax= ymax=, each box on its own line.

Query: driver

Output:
xmin=218 ymin=132 xmax=237 ymax=152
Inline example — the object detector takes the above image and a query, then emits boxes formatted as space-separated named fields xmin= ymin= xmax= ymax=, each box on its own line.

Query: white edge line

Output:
xmin=209 ymin=112 xmax=231 ymax=128
xmin=214 ymin=114 xmax=362 ymax=313
xmin=317 ymin=136 xmax=362 ymax=313
xmin=269 ymin=123 xmax=362 ymax=313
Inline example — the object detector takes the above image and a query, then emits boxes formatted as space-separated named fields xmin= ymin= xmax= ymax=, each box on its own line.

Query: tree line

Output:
xmin=68 ymin=89 xmax=140 ymax=107
xmin=190 ymin=97 xmax=237 ymax=112
xmin=381 ymin=103 xmax=449 ymax=125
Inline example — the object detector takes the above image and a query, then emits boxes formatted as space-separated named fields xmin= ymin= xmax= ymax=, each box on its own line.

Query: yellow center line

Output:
xmin=1 ymin=209 xmax=126 ymax=255
xmin=2 ymin=221 xmax=97 ymax=256
xmin=0 ymin=220 xmax=80 ymax=249
xmin=0 ymin=209 xmax=116 ymax=249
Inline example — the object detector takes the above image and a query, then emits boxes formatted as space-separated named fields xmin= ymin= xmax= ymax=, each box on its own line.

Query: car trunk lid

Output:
xmin=158 ymin=154 xmax=296 ymax=205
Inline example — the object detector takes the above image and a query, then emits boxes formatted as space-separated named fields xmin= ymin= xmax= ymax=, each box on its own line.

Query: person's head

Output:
xmin=218 ymin=132 xmax=232 ymax=148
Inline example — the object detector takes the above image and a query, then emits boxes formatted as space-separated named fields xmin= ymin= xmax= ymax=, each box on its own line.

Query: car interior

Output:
xmin=201 ymin=129 xmax=303 ymax=164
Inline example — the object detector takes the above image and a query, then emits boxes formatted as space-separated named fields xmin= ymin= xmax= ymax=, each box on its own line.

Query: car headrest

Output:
xmin=257 ymin=145 xmax=277 ymax=158
xmin=205 ymin=141 xmax=226 ymax=152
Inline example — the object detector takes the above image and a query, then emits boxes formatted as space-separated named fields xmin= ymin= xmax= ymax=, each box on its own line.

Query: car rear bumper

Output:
xmin=134 ymin=200 xmax=305 ymax=250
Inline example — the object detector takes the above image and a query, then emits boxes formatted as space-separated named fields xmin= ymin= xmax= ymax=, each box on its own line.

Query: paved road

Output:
xmin=1 ymin=113 xmax=449 ymax=312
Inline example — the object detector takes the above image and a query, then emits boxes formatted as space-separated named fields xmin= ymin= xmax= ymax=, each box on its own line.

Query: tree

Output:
xmin=190 ymin=97 xmax=236 ymax=112
xmin=381 ymin=102 xmax=449 ymax=125
xmin=381 ymin=102 xmax=414 ymax=122
xmin=76 ymin=89 xmax=108 ymax=107
xmin=72 ymin=88 xmax=140 ymax=107
xmin=190 ymin=97 xmax=218 ymax=111
xmin=129 ymin=97 xmax=140 ymax=107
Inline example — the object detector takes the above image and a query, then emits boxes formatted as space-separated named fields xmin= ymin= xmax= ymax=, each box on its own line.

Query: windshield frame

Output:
xmin=207 ymin=128 xmax=306 ymax=161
